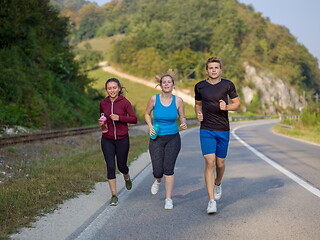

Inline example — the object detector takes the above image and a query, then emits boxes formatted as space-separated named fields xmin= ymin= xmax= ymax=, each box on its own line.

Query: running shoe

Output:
xmin=164 ymin=198 xmax=173 ymax=210
xmin=151 ymin=180 xmax=160 ymax=195
xmin=207 ymin=199 xmax=217 ymax=214
xmin=214 ymin=183 xmax=222 ymax=200
xmin=125 ymin=177 xmax=132 ymax=190
xmin=109 ymin=195 xmax=118 ymax=206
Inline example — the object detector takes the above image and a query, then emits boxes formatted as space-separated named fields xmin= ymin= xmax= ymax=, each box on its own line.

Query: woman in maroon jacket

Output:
xmin=99 ymin=78 xmax=137 ymax=206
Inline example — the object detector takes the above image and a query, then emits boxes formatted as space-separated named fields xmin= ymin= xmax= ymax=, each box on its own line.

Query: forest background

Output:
xmin=1 ymin=0 xmax=319 ymax=132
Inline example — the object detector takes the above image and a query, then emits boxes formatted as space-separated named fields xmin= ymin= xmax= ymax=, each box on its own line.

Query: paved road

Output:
xmin=69 ymin=120 xmax=320 ymax=240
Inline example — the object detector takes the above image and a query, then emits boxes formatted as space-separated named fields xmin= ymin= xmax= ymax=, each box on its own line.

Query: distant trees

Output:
xmin=83 ymin=0 xmax=319 ymax=95
xmin=52 ymin=0 xmax=320 ymax=116
xmin=74 ymin=4 xmax=107 ymax=42
xmin=75 ymin=43 xmax=104 ymax=71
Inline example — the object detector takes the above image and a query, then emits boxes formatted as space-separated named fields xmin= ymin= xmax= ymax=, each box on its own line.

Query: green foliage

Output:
xmin=75 ymin=43 xmax=104 ymax=71
xmin=97 ymin=0 xmax=317 ymax=93
xmin=73 ymin=4 xmax=107 ymax=42
xmin=246 ymin=92 xmax=261 ymax=114
xmin=301 ymin=103 xmax=320 ymax=127
xmin=50 ymin=0 xmax=93 ymax=10
xmin=0 ymin=0 xmax=99 ymax=129
xmin=68 ymin=0 xmax=320 ymax=101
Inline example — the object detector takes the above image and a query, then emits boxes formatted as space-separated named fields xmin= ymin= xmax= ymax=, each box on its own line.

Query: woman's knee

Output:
xmin=118 ymin=165 xmax=129 ymax=175
xmin=153 ymin=170 xmax=163 ymax=179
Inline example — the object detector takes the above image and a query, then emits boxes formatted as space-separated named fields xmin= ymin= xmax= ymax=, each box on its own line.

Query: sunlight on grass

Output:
xmin=78 ymin=35 xmax=125 ymax=59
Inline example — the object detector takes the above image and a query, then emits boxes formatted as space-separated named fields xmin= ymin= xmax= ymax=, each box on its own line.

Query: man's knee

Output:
xmin=216 ymin=157 xmax=225 ymax=168
xmin=204 ymin=154 xmax=216 ymax=169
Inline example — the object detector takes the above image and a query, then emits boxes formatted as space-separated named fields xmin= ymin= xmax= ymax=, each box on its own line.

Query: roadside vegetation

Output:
xmin=0 ymin=134 xmax=149 ymax=238
xmin=0 ymin=0 xmax=101 ymax=130
xmin=274 ymin=103 xmax=320 ymax=144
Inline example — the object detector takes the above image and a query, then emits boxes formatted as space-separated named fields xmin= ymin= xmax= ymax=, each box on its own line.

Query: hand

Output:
xmin=219 ymin=100 xmax=227 ymax=111
xmin=197 ymin=111 xmax=203 ymax=122
xmin=109 ymin=114 xmax=119 ymax=121
xmin=180 ymin=122 xmax=187 ymax=130
xmin=98 ymin=120 xmax=105 ymax=126
xmin=149 ymin=126 xmax=156 ymax=136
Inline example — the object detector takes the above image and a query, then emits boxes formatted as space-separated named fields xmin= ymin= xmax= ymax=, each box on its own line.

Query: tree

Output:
xmin=0 ymin=0 xmax=99 ymax=129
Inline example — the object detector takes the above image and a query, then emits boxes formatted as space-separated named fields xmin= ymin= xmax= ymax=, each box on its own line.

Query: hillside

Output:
xmin=1 ymin=0 xmax=320 ymax=132
xmin=71 ymin=0 xmax=320 ymax=115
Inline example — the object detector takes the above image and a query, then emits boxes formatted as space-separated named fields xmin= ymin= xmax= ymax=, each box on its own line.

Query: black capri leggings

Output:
xmin=101 ymin=136 xmax=129 ymax=179
xmin=149 ymin=133 xmax=181 ymax=178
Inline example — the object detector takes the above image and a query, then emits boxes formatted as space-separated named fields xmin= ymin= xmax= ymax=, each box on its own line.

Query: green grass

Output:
xmin=78 ymin=35 xmax=124 ymax=59
xmin=88 ymin=68 xmax=196 ymax=121
xmin=0 ymin=134 xmax=149 ymax=238
xmin=274 ymin=124 xmax=320 ymax=144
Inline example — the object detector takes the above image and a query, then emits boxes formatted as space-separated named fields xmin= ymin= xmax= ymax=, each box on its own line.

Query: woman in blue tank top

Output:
xmin=145 ymin=74 xmax=187 ymax=210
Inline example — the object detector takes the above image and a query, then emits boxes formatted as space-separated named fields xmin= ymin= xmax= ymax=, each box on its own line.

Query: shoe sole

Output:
xmin=207 ymin=209 xmax=217 ymax=214
xmin=110 ymin=202 xmax=118 ymax=206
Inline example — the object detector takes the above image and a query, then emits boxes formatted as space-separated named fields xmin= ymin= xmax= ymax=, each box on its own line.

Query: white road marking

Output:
xmin=232 ymin=123 xmax=320 ymax=198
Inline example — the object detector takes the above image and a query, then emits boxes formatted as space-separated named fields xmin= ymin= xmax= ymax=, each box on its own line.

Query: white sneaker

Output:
xmin=151 ymin=180 xmax=160 ymax=195
xmin=214 ymin=183 xmax=222 ymax=200
xmin=207 ymin=200 xmax=217 ymax=214
xmin=164 ymin=198 xmax=173 ymax=210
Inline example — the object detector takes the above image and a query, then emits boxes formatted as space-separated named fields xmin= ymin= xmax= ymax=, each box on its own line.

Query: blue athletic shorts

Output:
xmin=200 ymin=129 xmax=230 ymax=158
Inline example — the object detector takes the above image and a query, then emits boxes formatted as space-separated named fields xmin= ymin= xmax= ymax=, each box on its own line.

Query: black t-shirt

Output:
xmin=194 ymin=79 xmax=238 ymax=131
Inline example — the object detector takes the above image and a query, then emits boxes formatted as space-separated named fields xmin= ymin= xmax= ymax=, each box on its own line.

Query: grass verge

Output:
xmin=0 ymin=134 xmax=149 ymax=239
xmin=273 ymin=124 xmax=320 ymax=145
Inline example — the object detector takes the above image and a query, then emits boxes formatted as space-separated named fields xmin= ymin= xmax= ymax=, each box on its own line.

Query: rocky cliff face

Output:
xmin=241 ymin=62 xmax=304 ymax=114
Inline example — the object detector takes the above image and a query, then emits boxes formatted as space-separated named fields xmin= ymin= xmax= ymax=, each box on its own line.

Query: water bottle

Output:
xmin=99 ymin=113 xmax=108 ymax=133
xmin=150 ymin=124 xmax=159 ymax=140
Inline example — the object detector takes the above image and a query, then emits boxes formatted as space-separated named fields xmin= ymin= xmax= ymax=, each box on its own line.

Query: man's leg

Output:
xmin=215 ymin=157 xmax=225 ymax=185
xmin=204 ymin=153 xmax=216 ymax=200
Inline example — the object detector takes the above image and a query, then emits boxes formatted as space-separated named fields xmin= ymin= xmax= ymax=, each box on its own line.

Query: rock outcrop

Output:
xmin=242 ymin=62 xmax=304 ymax=114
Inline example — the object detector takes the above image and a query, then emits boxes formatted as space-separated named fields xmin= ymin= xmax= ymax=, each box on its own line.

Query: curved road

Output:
xmin=69 ymin=120 xmax=320 ymax=240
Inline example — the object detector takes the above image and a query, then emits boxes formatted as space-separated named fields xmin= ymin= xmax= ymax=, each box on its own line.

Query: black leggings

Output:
xmin=149 ymin=133 xmax=181 ymax=178
xmin=101 ymin=136 xmax=129 ymax=179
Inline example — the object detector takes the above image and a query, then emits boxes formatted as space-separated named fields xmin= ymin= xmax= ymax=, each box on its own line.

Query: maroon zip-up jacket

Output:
xmin=99 ymin=96 xmax=137 ymax=140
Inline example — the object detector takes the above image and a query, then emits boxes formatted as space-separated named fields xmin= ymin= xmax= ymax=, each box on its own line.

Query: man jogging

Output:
xmin=194 ymin=57 xmax=240 ymax=214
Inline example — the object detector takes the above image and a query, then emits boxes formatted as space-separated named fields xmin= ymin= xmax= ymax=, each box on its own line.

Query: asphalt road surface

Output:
xmin=69 ymin=119 xmax=319 ymax=240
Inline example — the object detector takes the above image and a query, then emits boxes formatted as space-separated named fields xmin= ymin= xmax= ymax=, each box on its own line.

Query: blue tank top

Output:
xmin=153 ymin=94 xmax=178 ymax=136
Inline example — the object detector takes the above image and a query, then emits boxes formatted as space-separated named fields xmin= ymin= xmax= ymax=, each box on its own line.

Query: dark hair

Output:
xmin=105 ymin=78 xmax=127 ymax=95
xmin=205 ymin=57 xmax=222 ymax=70
xmin=159 ymin=74 xmax=174 ymax=85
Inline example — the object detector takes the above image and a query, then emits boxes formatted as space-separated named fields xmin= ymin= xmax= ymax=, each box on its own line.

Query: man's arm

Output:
xmin=219 ymin=97 xmax=241 ymax=111
xmin=195 ymin=100 xmax=203 ymax=121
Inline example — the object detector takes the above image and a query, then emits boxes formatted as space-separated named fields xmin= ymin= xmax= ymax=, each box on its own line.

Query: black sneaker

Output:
xmin=109 ymin=195 xmax=118 ymax=206
xmin=125 ymin=177 xmax=132 ymax=190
